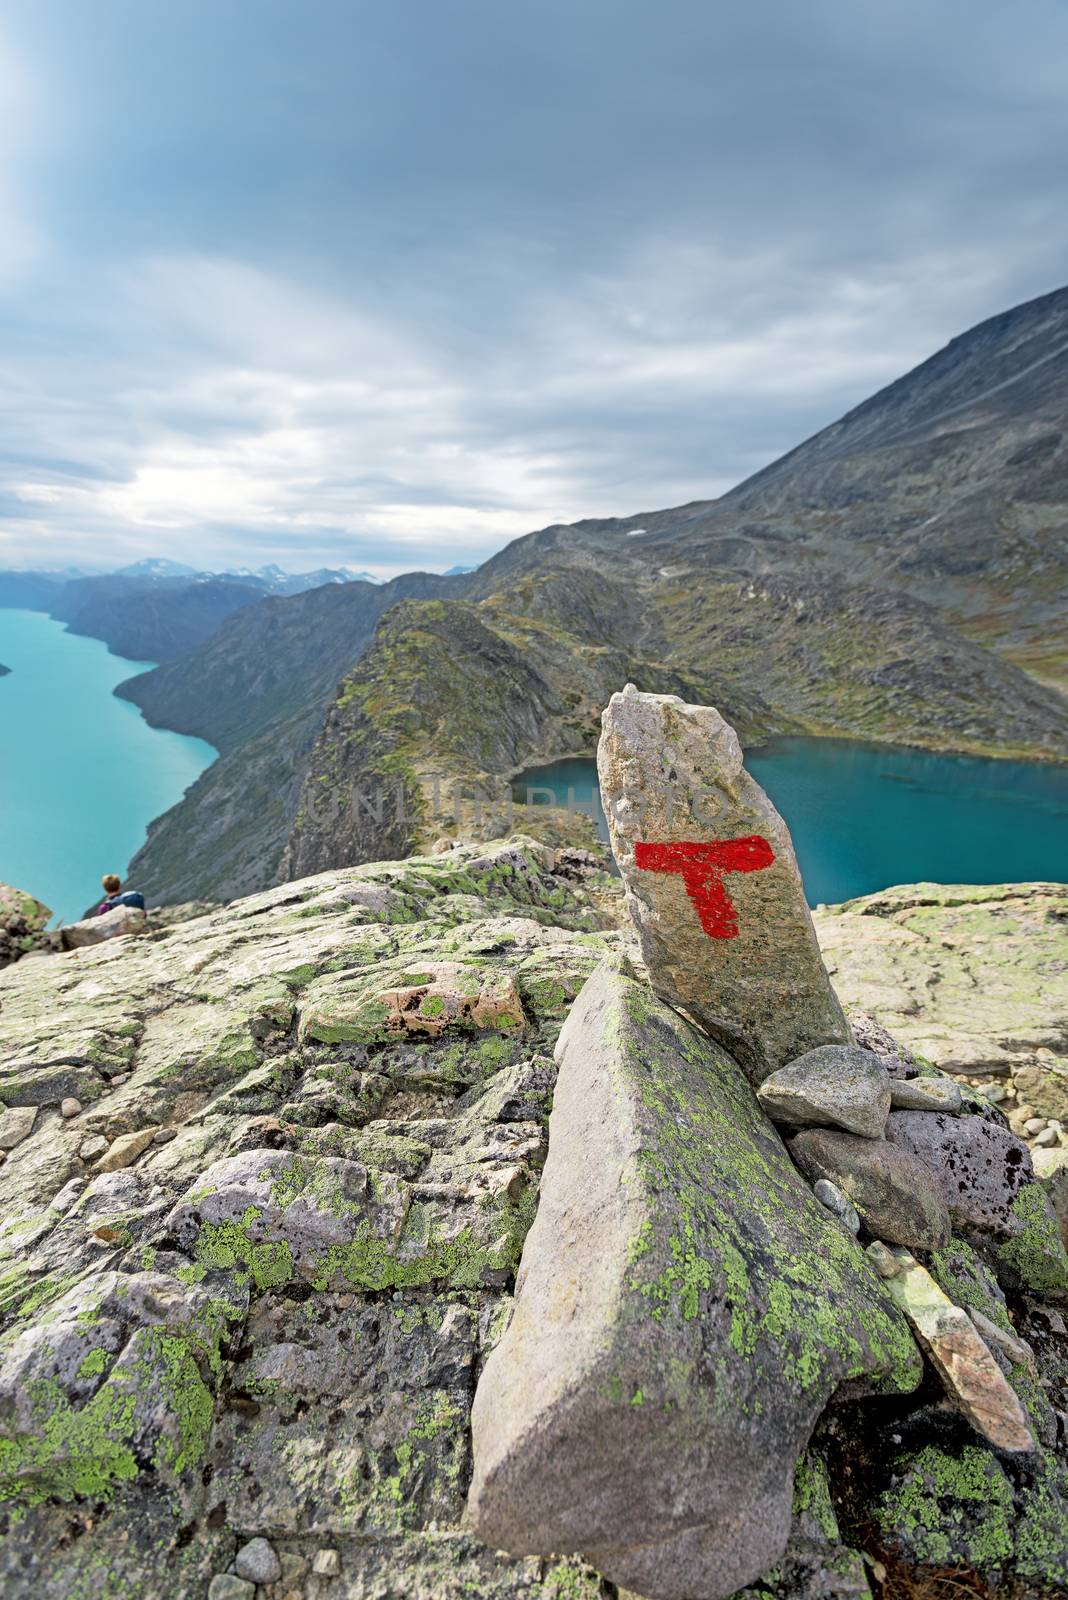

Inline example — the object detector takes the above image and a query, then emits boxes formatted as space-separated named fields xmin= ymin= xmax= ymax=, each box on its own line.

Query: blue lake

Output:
xmin=0 ymin=610 xmax=217 ymax=924
xmin=513 ymin=739 xmax=1068 ymax=905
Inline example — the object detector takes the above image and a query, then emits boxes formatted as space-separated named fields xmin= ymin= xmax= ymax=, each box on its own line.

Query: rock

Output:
xmin=812 ymin=1179 xmax=860 ymax=1234
xmin=59 ymin=1098 xmax=81 ymax=1119
xmin=882 ymin=1111 xmax=1068 ymax=1294
xmin=0 ymin=1106 xmax=37 ymax=1151
xmin=78 ymin=1134 xmax=108 ymax=1161
xmin=757 ymin=1045 xmax=889 ymax=1138
xmin=467 ymin=959 xmax=919 ymax=1600
xmin=789 ymin=1128 xmax=951 ymax=1251
xmin=596 ymin=686 xmax=849 ymax=1081
xmin=166 ymin=1148 xmax=409 ymax=1284
xmin=60 ymin=904 xmax=146 ymax=949
xmin=92 ymin=1126 xmax=159 ymax=1173
xmin=866 ymin=1239 xmax=901 ymax=1278
xmin=208 ymin=1577 xmax=254 ymax=1600
xmin=1034 ymin=1146 xmax=1068 ymax=1248
xmin=312 ymin=1548 xmax=341 ymax=1577
xmin=1034 ymin=1126 xmax=1058 ymax=1147
xmin=1024 ymin=1116 xmax=1047 ymax=1135
xmin=1033 ymin=1146 xmax=1068 ymax=1180
xmin=0 ymin=883 xmax=52 ymax=968
xmin=233 ymin=1537 xmax=281 ymax=1584
xmin=889 ymin=1077 xmax=962 ymax=1114
xmin=967 ymin=1307 xmax=1031 ymax=1367
xmin=880 ymin=1246 xmax=1034 ymax=1453
xmin=813 ymin=882 xmax=1068 ymax=1079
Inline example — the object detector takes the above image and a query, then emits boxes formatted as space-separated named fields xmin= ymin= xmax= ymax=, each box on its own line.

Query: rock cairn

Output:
xmin=468 ymin=688 xmax=1068 ymax=1599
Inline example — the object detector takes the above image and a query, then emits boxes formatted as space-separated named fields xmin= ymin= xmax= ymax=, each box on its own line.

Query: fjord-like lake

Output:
xmin=513 ymin=741 xmax=1068 ymax=905
xmin=0 ymin=610 xmax=216 ymax=924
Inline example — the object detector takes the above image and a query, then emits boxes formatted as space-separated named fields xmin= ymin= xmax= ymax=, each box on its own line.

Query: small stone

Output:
xmin=967 ymin=1307 xmax=1031 ymax=1367
xmin=1014 ymin=1103 xmax=1036 ymax=1122
xmin=79 ymin=1134 xmax=109 ymax=1161
xmin=980 ymin=1084 xmax=1007 ymax=1104
xmin=882 ymin=1248 xmax=1034 ymax=1453
xmin=1034 ymin=1127 xmax=1058 ymax=1148
xmin=234 ymin=1536 xmax=281 ymax=1585
xmin=312 ymin=1548 xmax=341 ymax=1578
xmin=1024 ymin=1117 xmax=1047 ymax=1136
xmin=0 ymin=1105 xmax=38 ymax=1150
xmin=153 ymin=1126 xmax=178 ymax=1144
xmin=889 ymin=1077 xmax=962 ymax=1115
xmin=60 ymin=1097 xmax=82 ymax=1119
xmin=813 ymin=1179 xmax=860 ymax=1234
xmin=758 ymin=1046 xmax=890 ymax=1139
xmin=91 ymin=1126 xmax=159 ymax=1173
xmin=109 ymin=1072 xmax=131 ymax=1086
xmin=207 ymin=1576 xmax=254 ymax=1600
xmin=866 ymin=1240 xmax=901 ymax=1278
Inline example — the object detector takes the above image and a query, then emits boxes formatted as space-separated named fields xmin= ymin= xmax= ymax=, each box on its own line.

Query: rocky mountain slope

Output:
xmin=1 ymin=823 xmax=1066 ymax=1598
xmin=112 ymin=288 xmax=1068 ymax=902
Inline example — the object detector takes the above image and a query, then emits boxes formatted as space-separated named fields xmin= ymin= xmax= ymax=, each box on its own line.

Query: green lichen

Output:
xmin=995 ymin=1183 xmax=1068 ymax=1296
xmin=193 ymin=1217 xmax=294 ymax=1292
xmin=875 ymin=1443 xmax=1014 ymax=1568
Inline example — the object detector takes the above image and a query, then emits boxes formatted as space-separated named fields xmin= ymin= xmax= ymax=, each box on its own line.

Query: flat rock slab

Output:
xmin=789 ymin=1128 xmax=952 ymax=1251
xmin=880 ymin=1247 xmax=1034 ymax=1454
xmin=597 ymin=687 xmax=849 ymax=1081
xmin=467 ymin=959 xmax=919 ymax=1600
xmin=757 ymin=1045 xmax=890 ymax=1138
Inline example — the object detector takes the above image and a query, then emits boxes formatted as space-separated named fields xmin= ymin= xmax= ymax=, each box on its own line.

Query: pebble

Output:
xmin=981 ymin=1084 xmax=1008 ymax=1104
xmin=1033 ymin=1127 xmax=1058 ymax=1148
xmin=109 ymin=1073 xmax=131 ymax=1086
xmin=79 ymin=1135 xmax=109 ymax=1161
xmin=234 ymin=1536 xmax=281 ymax=1585
xmin=813 ymin=1178 xmax=861 ymax=1234
xmin=0 ymin=1106 xmax=38 ymax=1150
xmin=207 ymin=1577 xmax=254 ymax=1600
xmin=1014 ymin=1103 xmax=1036 ymax=1122
xmin=312 ymin=1548 xmax=341 ymax=1578
xmin=153 ymin=1126 xmax=178 ymax=1144
xmin=60 ymin=1098 xmax=82 ymax=1119
xmin=91 ymin=1126 xmax=159 ymax=1173
xmin=1024 ymin=1117 xmax=1048 ymax=1136
xmin=866 ymin=1239 xmax=901 ymax=1279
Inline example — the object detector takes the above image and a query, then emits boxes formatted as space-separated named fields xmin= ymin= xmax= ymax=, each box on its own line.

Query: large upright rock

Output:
xmin=597 ymin=686 xmax=849 ymax=1080
xmin=466 ymin=959 xmax=920 ymax=1600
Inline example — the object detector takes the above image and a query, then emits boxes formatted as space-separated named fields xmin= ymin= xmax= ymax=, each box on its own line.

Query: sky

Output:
xmin=1 ymin=2 xmax=1067 ymax=578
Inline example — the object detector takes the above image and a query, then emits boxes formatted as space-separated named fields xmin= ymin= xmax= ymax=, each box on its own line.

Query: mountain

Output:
xmin=48 ymin=574 xmax=268 ymax=663
xmin=114 ymin=557 xmax=200 ymax=579
xmin=121 ymin=286 xmax=1068 ymax=899
xmin=117 ymin=571 xmax=467 ymax=900
xmin=442 ymin=563 xmax=479 ymax=576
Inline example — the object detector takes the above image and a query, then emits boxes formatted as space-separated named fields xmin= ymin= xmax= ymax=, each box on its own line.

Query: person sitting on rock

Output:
xmin=96 ymin=873 xmax=146 ymax=916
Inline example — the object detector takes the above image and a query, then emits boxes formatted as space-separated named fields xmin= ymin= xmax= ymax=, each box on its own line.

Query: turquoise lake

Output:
xmin=514 ymin=741 xmax=1068 ymax=905
xmin=0 ymin=610 xmax=217 ymax=924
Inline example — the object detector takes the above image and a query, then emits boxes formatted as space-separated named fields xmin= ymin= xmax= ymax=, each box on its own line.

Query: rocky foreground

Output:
xmin=0 ymin=702 xmax=1066 ymax=1597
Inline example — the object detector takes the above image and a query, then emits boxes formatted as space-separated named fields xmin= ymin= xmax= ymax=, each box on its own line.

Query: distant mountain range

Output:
xmin=0 ymin=561 xmax=386 ymax=662
xmin=104 ymin=285 xmax=1068 ymax=904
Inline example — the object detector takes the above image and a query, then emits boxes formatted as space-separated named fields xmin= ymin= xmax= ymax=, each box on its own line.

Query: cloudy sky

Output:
xmin=1 ymin=1 xmax=1067 ymax=576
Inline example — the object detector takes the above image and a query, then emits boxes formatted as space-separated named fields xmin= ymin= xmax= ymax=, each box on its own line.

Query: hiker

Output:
xmin=96 ymin=874 xmax=146 ymax=916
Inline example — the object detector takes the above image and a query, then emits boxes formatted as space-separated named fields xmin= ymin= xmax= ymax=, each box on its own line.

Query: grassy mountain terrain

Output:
xmin=119 ymin=287 xmax=1068 ymax=900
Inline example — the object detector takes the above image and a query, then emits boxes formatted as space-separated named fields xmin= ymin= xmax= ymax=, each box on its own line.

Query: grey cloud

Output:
xmin=0 ymin=1 xmax=1067 ymax=572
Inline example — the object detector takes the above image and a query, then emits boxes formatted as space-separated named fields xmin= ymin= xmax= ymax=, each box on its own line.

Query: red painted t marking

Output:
xmin=634 ymin=836 xmax=775 ymax=939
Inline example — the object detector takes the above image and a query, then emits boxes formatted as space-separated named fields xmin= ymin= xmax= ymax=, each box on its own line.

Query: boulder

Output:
xmin=596 ymin=686 xmax=849 ymax=1081
xmin=789 ymin=1128 xmax=952 ymax=1251
xmin=885 ymin=1110 xmax=1037 ymax=1238
xmin=0 ymin=884 xmax=52 ymax=968
xmin=757 ymin=1045 xmax=890 ymax=1138
xmin=467 ymin=959 xmax=919 ymax=1600
xmin=61 ymin=904 xmax=146 ymax=949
